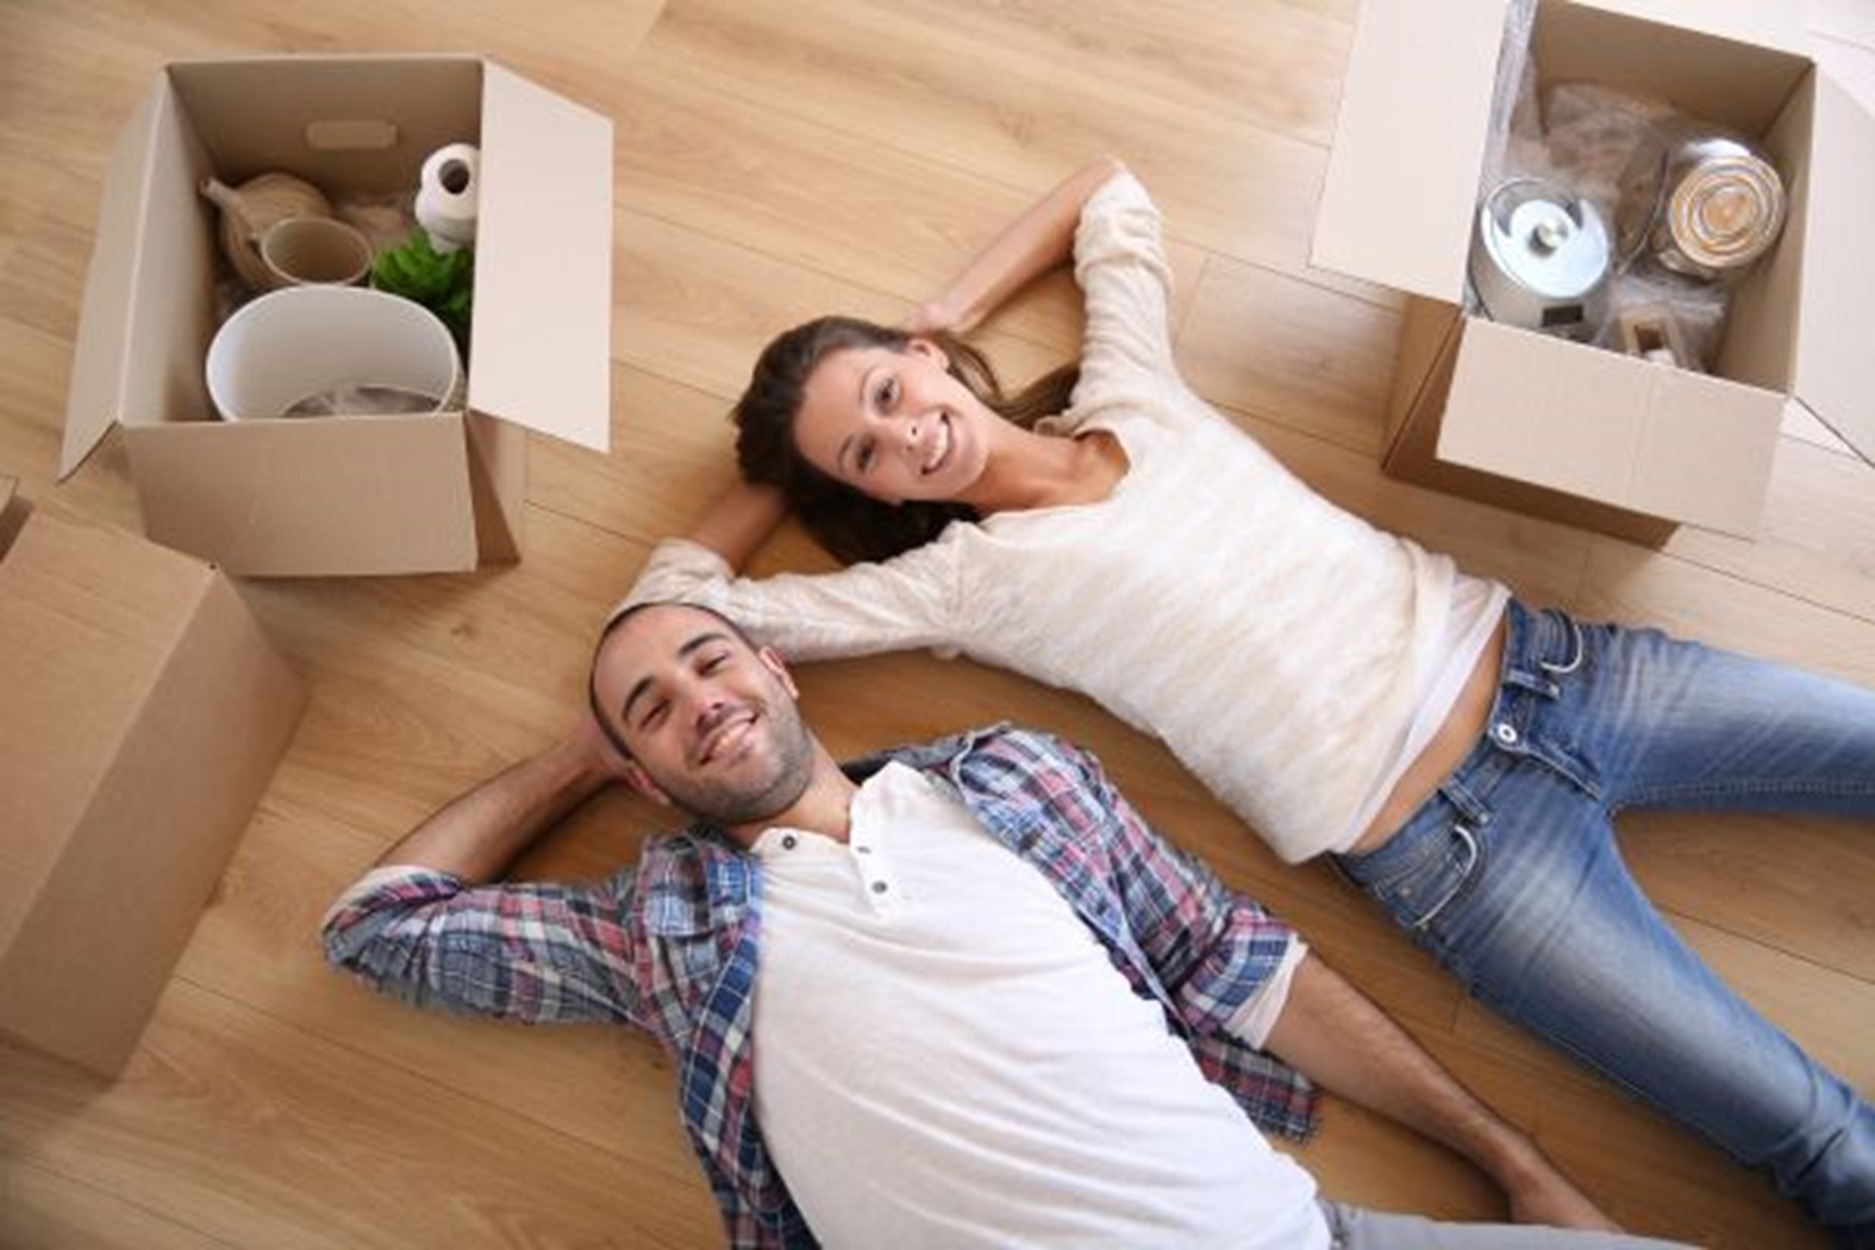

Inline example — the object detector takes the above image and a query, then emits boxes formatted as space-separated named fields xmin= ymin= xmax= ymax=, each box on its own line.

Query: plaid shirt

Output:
xmin=323 ymin=725 xmax=1316 ymax=1249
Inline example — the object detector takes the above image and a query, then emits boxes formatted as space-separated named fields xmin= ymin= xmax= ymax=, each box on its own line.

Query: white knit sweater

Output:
xmin=625 ymin=172 xmax=1506 ymax=862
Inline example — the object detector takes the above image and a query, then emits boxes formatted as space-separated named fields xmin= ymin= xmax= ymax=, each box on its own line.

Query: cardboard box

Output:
xmin=59 ymin=56 xmax=613 ymax=576
xmin=0 ymin=481 xmax=306 ymax=1076
xmin=1313 ymin=0 xmax=1875 ymax=540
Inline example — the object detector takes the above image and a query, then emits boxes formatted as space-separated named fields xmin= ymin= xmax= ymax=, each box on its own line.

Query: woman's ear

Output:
xmin=907 ymin=336 xmax=950 ymax=371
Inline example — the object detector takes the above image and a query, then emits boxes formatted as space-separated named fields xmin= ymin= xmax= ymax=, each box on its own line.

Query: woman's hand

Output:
xmin=688 ymin=480 xmax=789 ymax=572
xmin=900 ymin=297 xmax=967 ymax=338
xmin=906 ymin=155 xmax=1125 ymax=340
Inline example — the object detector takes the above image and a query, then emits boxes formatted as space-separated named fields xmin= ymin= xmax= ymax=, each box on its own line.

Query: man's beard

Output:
xmin=652 ymin=694 xmax=816 ymax=827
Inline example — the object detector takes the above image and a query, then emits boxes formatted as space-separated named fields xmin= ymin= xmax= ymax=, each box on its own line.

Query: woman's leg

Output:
xmin=1336 ymin=603 xmax=1875 ymax=1241
xmin=1549 ymin=611 xmax=1875 ymax=818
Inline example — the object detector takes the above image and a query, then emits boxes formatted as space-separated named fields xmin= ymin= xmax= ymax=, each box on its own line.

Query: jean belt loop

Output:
xmin=1438 ymin=771 xmax=1490 ymax=827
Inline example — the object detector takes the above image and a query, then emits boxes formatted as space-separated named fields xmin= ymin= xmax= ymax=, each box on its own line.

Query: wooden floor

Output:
xmin=3 ymin=1 xmax=1873 ymax=1246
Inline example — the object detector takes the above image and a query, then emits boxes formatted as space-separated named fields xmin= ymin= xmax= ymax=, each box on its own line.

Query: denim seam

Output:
xmin=1620 ymin=777 xmax=1875 ymax=810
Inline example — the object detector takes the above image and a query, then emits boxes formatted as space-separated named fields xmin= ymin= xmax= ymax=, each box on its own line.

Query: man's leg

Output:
xmin=1318 ymin=1202 xmax=1687 ymax=1249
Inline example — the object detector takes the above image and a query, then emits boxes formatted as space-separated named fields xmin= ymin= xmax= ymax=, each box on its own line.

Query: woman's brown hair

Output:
xmin=732 ymin=315 xmax=1077 ymax=565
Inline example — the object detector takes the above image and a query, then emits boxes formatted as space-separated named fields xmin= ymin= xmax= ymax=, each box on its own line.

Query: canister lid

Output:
xmin=1477 ymin=179 xmax=1612 ymax=300
xmin=1664 ymin=141 xmax=1786 ymax=273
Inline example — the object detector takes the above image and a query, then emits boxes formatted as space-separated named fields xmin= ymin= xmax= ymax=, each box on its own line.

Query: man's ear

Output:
xmin=621 ymin=760 xmax=674 ymax=808
xmin=907 ymin=336 xmax=950 ymax=371
xmin=757 ymin=645 xmax=799 ymax=698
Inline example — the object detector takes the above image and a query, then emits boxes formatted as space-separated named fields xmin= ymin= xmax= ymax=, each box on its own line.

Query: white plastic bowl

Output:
xmin=205 ymin=285 xmax=461 ymax=421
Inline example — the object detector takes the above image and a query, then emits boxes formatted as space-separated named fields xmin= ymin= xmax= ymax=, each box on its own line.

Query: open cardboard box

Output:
xmin=0 ymin=480 xmax=306 ymax=1077
xmin=59 ymin=56 xmax=613 ymax=576
xmin=1314 ymin=0 xmax=1875 ymax=542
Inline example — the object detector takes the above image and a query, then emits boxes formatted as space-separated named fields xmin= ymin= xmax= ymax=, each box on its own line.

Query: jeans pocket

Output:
xmin=1368 ymin=821 xmax=1486 ymax=934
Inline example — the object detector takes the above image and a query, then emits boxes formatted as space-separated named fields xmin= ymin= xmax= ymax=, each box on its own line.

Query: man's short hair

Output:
xmin=585 ymin=600 xmax=761 ymax=759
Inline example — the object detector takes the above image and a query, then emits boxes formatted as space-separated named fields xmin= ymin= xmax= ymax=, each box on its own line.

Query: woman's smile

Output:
xmin=919 ymin=413 xmax=954 ymax=476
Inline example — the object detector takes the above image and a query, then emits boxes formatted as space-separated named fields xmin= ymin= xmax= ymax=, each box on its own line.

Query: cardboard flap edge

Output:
xmin=467 ymin=62 xmax=613 ymax=452
xmin=60 ymin=78 xmax=167 ymax=479
xmin=1793 ymin=73 xmax=1875 ymax=467
xmin=1311 ymin=0 xmax=1508 ymax=301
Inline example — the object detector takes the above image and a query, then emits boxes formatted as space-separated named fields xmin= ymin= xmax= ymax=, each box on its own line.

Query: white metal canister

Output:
xmin=1470 ymin=178 xmax=1612 ymax=340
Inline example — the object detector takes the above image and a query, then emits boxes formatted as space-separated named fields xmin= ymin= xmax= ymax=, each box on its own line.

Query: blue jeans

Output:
xmin=1333 ymin=600 xmax=1875 ymax=1245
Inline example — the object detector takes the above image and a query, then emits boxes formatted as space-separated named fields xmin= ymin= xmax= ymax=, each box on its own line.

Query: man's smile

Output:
xmin=695 ymin=706 xmax=761 ymax=767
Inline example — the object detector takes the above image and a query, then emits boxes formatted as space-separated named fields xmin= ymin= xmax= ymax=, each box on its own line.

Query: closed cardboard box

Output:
xmin=60 ymin=56 xmax=614 ymax=576
xmin=1313 ymin=0 xmax=1875 ymax=540
xmin=0 ymin=481 xmax=305 ymax=1076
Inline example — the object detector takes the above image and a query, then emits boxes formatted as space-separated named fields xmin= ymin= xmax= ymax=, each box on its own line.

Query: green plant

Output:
xmin=371 ymin=229 xmax=474 ymax=351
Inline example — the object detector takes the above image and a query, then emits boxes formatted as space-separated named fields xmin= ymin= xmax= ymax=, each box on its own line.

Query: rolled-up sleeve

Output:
xmin=321 ymin=864 xmax=645 ymax=1027
xmin=1064 ymin=740 xmax=1302 ymax=1039
xmin=1222 ymin=937 xmax=1309 ymax=1048
xmin=1072 ymin=171 xmax=1178 ymax=387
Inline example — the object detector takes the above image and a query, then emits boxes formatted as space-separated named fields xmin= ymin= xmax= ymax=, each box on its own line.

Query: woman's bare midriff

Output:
xmin=1345 ymin=615 xmax=1509 ymax=857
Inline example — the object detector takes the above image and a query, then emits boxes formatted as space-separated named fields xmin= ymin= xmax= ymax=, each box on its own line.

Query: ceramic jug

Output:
xmin=199 ymin=173 xmax=335 ymax=292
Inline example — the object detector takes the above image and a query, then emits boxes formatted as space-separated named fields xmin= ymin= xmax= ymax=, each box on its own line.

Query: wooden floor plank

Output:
xmin=1179 ymin=253 xmax=1401 ymax=455
xmin=612 ymin=58 xmax=1210 ymax=356
xmin=1657 ymin=434 xmax=1875 ymax=625
xmin=639 ymin=0 xmax=1373 ymax=295
xmin=0 ymin=981 xmax=719 ymax=1250
xmin=1624 ymin=808 xmax=1875 ymax=981
xmin=1 ymin=1158 xmax=237 ymax=1250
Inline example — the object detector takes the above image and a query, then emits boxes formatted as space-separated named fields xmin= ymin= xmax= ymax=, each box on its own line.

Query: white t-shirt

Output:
xmin=749 ymin=763 xmax=1326 ymax=1250
xmin=625 ymin=171 xmax=1507 ymax=861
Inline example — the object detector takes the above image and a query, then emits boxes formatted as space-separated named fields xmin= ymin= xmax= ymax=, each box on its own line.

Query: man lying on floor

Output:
xmin=323 ymin=600 xmax=1685 ymax=1250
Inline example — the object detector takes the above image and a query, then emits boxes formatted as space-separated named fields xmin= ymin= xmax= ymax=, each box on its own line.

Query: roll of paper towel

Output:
xmin=416 ymin=143 xmax=480 ymax=252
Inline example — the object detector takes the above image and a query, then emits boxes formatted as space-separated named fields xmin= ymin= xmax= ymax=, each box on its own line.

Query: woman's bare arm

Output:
xmin=685 ymin=479 xmax=790 ymax=572
xmin=905 ymin=155 xmax=1125 ymax=336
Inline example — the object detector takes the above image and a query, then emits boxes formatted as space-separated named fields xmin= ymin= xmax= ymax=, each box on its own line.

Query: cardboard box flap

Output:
xmin=1439 ymin=321 xmax=1778 ymax=535
xmin=60 ymin=81 xmax=165 ymax=479
xmin=467 ymin=63 xmax=613 ymax=453
xmin=1311 ymin=0 xmax=1508 ymax=301
xmin=124 ymin=413 xmax=480 ymax=577
xmin=0 ymin=508 xmax=212 ymax=947
xmin=1560 ymin=0 xmax=1806 ymax=54
xmin=1793 ymin=73 xmax=1875 ymax=467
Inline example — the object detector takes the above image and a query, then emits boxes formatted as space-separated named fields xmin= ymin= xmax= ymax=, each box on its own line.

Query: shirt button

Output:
xmin=781 ymin=834 xmax=798 ymax=850
xmin=870 ymin=881 xmax=889 ymax=895
xmin=1493 ymin=723 xmax=1519 ymax=746
xmin=854 ymin=844 xmax=872 ymax=854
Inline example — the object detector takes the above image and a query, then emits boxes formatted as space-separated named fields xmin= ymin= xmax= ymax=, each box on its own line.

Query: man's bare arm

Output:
xmin=374 ymin=715 xmax=624 ymax=882
xmin=1264 ymin=957 xmax=1620 ymax=1231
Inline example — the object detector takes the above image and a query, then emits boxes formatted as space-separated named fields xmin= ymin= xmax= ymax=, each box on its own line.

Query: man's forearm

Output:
xmin=1263 ymin=958 xmax=1618 ymax=1230
xmin=374 ymin=731 xmax=614 ymax=883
